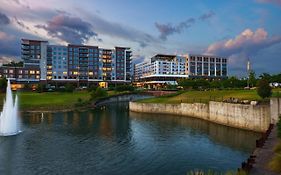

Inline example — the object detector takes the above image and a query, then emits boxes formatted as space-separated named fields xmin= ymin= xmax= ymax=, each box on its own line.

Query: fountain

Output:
xmin=0 ymin=79 xmax=21 ymax=136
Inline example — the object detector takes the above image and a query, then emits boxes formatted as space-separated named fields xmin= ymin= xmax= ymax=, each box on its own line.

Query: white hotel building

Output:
xmin=134 ymin=54 xmax=227 ymax=85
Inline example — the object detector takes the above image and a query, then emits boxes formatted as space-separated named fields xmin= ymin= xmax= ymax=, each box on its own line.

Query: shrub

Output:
xmin=75 ymin=98 xmax=89 ymax=107
xmin=36 ymin=84 xmax=45 ymax=93
xmin=65 ymin=83 xmax=74 ymax=92
xmin=257 ymin=78 xmax=272 ymax=99
xmin=88 ymin=84 xmax=97 ymax=92
xmin=91 ymin=87 xmax=108 ymax=100
xmin=115 ymin=85 xmax=135 ymax=92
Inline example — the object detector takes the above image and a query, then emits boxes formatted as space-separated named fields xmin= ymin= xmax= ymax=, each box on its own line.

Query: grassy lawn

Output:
xmin=0 ymin=91 xmax=91 ymax=111
xmin=138 ymin=88 xmax=281 ymax=104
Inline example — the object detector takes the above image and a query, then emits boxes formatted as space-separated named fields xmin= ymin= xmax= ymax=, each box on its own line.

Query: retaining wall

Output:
xmin=270 ymin=98 xmax=281 ymax=124
xmin=129 ymin=101 xmax=271 ymax=132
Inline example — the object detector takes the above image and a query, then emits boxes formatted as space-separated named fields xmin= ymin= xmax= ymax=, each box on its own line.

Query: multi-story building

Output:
xmin=0 ymin=39 xmax=133 ymax=86
xmin=134 ymin=54 xmax=227 ymax=86
xmin=21 ymin=39 xmax=48 ymax=80
xmin=47 ymin=45 xmax=68 ymax=80
xmin=0 ymin=66 xmax=40 ymax=82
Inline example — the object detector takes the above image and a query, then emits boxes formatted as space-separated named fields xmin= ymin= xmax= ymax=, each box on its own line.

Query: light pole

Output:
xmin=247 ymin=59 xmax=251 ymax=88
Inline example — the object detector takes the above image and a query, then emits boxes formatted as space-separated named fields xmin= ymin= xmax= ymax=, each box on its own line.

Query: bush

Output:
xmin=257 ymin=78 xmax=272 ymax=99
xmin=88 ymin=84 xmax=97 ymax=92
xmin=115 ymin=85 xmax=135 ymax=92
xmin=91 ymin=87 xmax=108 ymax=100
xmin=178 ymin=79 xmax=210 ymax=90
xmin=65 ymin=83 xmax=74 ymax=92
xmin=36 ymin=84 xmax=45 ymax=93
xmin=75 ymin=98 xmax=89 ymax=107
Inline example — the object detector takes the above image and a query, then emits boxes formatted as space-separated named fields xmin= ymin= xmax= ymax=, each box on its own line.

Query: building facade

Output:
xmin=0 ymin=39 xmax=133 ymax=85
xmin=134 ymin=54 xmax=227 ymax=85
xmin=21 ymin=39 xmax=48 ymax=80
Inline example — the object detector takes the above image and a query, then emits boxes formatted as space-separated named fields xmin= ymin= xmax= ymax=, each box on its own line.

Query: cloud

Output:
xmin=199 ymin=11 xmax=215 ymax=21
xmin=155 ymin=18 xmax=195 ymax=41
xmin=206 ymin=28 xmax=281 ymax=75
xmin=0 ymin=12 xmax=10 ymax=25
xmin=154 ymin=11 xmax=215 ymax=41
xmin=256 ymin=0 xmax=281 ymax=5
xmin=131 ymin=55 xmax=146 ymax=64
xmin=13 ymin=17 xmax=31 ymax=31
xmin=206 ymin=28 xmax=281 ymax=56
xmin=79 ymin=10 xmax=158 ymax=48
xmin=35 ymin=14 xmax=98 ymax=44
xmin=0 ymin=56 xmax=20 ymax=65
xmin=0 ymin=31 xmax=20 ymax=57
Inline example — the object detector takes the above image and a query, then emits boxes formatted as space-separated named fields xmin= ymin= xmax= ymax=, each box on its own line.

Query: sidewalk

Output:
xmin=250 ymin=126 xmax=280 ymax=175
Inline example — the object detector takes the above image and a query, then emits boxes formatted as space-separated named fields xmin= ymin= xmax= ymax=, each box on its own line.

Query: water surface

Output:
xmin=0 ymin=102 xmax=260 ymax=175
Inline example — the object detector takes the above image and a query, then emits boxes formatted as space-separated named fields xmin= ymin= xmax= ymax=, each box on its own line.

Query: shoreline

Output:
xmin=129 ymin=101 xmax=272 ymax=132
xmin=20 ymin=92 xmax=150 ymax=113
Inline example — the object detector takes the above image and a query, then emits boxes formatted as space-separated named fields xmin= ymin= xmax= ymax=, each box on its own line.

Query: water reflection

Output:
xmin=0 ymin=102 xmax=261 ymax=175
xmin=130 ymin=112 xmax=260 ymax=153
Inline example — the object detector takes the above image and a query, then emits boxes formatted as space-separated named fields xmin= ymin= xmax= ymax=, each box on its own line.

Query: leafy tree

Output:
xmin=257 ymin=78 xmax=272 ymax=99
xmin=178 ymin=79 xmax=195 ymax=89
xmin=0 ymin=77 xmax=7 ymax=92
xmin=3 ymin=61 xmax=24 ymax=67
xmin=248 ymin=71 xmax=257 ymax=87
xmin=259 ymin=73 xmax=271 ymax=80
xmin=210 ymin=80 xmax=222 ymax=89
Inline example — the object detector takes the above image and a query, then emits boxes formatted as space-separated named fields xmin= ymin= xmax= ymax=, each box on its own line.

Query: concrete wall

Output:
xmin=129 ymin=101 xmax=271 ymax=132
xmin=270 ymin=98 xmax=281 ymax=123
xmin=209 ymin=102 xmax=270 ymax=132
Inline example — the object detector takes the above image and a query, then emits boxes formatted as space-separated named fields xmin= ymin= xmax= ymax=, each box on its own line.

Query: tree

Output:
xmin=257 ymin=78 xmax=272 ymax=99
xmin=3 ymin=61 xmax=24 ymax=67
xmin=0 ymin=77 xmax=7 ymax=92
xmin=248 ymin=71 xmax=256 ymax=87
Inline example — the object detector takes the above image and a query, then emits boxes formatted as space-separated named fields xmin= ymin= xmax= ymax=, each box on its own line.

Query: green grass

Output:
xmin=0 ymin=91 xmax=91 ymax=111
xmin=138 ymin=89 xmax=281 ymax=104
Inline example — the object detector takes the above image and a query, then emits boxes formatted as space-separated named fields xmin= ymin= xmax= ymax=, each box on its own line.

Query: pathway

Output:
xmin=250 ymin=126 xmax=280 ymax=175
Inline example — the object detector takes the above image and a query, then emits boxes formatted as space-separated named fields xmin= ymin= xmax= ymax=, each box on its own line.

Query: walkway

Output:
xmin=250 ymin=126 xmax=280 ymax=175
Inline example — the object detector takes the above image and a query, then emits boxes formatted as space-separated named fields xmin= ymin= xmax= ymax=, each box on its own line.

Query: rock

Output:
xmin=250 ymin=101 xmax=258 ymax=105
xmin=233 ymin=98 xmax=239 ymax=103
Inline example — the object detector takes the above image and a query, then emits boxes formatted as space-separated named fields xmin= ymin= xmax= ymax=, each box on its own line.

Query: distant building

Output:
xmin=0 ymin=39 xmax=132 ymax=86
xmin=134 ymin=54 xmax=227 ymax=86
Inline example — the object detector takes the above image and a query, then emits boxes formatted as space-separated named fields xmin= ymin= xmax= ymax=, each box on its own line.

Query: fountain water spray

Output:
xmin=0 ymin=79 xmax=21 ymax=136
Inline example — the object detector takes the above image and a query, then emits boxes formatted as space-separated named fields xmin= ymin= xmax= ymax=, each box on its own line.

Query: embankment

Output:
xmin=129 ymin=101 xmax=272 ymax=132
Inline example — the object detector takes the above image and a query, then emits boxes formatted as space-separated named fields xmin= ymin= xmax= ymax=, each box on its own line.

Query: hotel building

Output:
xmin=134 ymin=54 xmax=227 ymax=85
xmin=0 ymin=39 xmax=132 ymax=85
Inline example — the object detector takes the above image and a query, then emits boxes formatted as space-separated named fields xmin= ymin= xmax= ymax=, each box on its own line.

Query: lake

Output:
xmin=0 ymin=101 xmax=260 ymax=175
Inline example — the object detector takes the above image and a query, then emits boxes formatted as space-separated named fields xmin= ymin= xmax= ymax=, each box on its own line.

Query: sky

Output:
xmin=0 ymin=0 xmax=281 ymax=76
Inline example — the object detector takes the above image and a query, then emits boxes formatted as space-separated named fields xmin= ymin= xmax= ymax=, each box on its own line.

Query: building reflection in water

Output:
xmin=22 ymin=102 xmax=131 ymax=140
